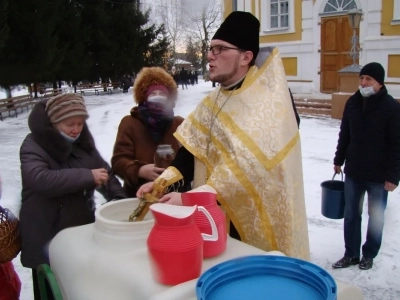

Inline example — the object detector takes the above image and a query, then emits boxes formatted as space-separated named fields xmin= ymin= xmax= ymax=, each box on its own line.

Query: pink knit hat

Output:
xmin=145 ymin=84 xmax=170 ymax=99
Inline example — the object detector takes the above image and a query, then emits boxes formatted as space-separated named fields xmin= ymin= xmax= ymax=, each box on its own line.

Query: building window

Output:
xmin=261 ymin=0 xmax=293 ymax=33
xmin=322 ymin=0 xmax=357 ymax=14
xmin=270 ymin=0 xmax=289 ymax=29
xmin=394 ymin=0 xmax=400 ymax=21
xmin=232 ymin=0 xmax=251 ymax=12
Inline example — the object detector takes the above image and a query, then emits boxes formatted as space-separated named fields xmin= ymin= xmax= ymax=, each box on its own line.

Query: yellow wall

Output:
xmin=381 ymin=0 xmax=400 ymax=36
xmin=223 ymin=0 xmax=302 ymax=43
xmin=282 ymin=57 xmax=298 ymax=76
xmin=388 ymin=55 xmax=400 ymax=78
xmin=223 ymin=0 xmax=232 ymax=19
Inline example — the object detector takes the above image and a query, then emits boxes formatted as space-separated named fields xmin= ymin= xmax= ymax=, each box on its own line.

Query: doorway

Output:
xmin=320 ymin=15 xmax=359 ymax=93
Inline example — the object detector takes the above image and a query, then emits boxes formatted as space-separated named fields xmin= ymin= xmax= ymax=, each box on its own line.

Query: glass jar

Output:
xmin=154 ymin=144 xmax=175 ymax=168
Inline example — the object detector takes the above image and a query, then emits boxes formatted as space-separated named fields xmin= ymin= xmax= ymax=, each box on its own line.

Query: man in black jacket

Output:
xmin=332 ymin=62 xmax=400 ymax=270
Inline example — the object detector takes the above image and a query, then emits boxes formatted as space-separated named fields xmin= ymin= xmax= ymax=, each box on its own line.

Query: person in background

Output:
xmin=332 ymin=62 xmax=400 ymax=270
xmin=112 ymin=67 xmax=184 ymax=197
xmin=0 ymin=174 xmax=22 ymax=300
xmin=19 ymin=94 xmax=126 ymax=300
xmin=180 ymin=67 xmax=188 ymax=90
xmin=122 ymin=74 xmax=132 ymax=93
xmin=138 ymin=11 xmax=309 ymax=260
xmin=189 ymin=68 xmax=195 ymax=85
xmin=170 ymin=66 xmax=180 ymax=87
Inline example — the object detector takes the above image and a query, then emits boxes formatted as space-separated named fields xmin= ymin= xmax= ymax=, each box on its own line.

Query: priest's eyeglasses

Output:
xmin=208 ymin=45 xmax=246 ymax=55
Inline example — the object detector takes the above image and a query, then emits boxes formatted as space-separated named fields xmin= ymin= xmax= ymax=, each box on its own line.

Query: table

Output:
xmin=49 ymin=223 xmax=364 ymax=300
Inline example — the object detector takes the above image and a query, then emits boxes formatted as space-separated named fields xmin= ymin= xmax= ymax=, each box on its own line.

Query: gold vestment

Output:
xmin=174 ymin=47 xmax=310 ymax=260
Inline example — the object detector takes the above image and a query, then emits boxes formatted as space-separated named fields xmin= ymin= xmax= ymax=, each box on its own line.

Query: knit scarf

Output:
xmin=138 ymin=102 xmax=174 ymax=143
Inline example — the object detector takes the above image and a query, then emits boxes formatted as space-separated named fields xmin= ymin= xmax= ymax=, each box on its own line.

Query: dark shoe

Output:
xmin=332 ymin=256 xmax=360 ymax=268
xmin=359 ymin=257 xmax=373 ymax=270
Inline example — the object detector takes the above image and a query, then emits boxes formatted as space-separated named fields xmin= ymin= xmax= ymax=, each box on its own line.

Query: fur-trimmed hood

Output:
xmin=133 ymin=67 xmax=178 ymax=104
xmin=28 ymin=99 xmax=95 ymax=163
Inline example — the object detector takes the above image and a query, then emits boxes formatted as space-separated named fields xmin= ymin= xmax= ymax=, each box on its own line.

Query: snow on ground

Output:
xmin=1 ymin=80 xmax=399 ymax=299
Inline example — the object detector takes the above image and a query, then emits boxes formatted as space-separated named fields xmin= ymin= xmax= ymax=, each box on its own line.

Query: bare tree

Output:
xmin=154 ymin=0 xmax=186 ymax=63
xmin=182 ymin=0 xmax=221 ymax=75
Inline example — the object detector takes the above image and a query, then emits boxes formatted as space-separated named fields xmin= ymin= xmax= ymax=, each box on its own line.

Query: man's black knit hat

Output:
xmin=360 ymin=62 xmax=385 ymax=85
xmin=212 ymin=11 xmax=260 ymax=59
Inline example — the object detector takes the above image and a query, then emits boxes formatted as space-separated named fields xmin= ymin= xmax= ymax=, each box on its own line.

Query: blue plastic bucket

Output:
xmin=196 ymin=255 xmax=337 ymax=300
xmin=320 ymin=173 xmax=345 ymax=219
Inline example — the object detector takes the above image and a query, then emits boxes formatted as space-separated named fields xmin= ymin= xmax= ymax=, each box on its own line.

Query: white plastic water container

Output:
xmin=49 ymin=198 xmax=364 ymax=300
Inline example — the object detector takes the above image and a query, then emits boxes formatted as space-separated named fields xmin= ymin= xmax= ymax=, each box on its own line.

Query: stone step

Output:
xmin=296 ymin=107 xmax=331 ymax=116
xmin=295 ymin=101 xmax=332 ymax=109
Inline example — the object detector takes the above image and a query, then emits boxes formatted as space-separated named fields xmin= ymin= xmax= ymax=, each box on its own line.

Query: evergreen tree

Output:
xmin=75 ymin=0 xmax=169 ymax=81
xmin=102 ymin=0 xmax=145 ymax=80
xmin=0 ymin=0 xmax=62 ymax=88
xmin=141 ymin=22 xmax=169 ymax=69
xmin=76 ymin=0 xmax=111 ymax=82
xmin=0 ymin=0 xmax=170 ymax=91
xmin=52 ymin=0 xmax=90 ymax=86
xmin=99 ymin=3 xmax=169 ymax=78
xmin=0 ymin=0 xmax=9 ymax=53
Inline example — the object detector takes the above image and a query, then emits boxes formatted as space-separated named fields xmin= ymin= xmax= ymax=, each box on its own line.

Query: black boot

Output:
xmin=332 ymin=256 xmax=360 ymax=268
xmin=359 ymin=257 xmax=373 ymax=270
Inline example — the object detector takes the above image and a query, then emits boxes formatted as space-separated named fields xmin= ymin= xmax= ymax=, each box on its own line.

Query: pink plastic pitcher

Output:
xmin=181 ymin=186 xmax=227 ymax=258
xmin=147 ymin=203 xmax=218 ymax=285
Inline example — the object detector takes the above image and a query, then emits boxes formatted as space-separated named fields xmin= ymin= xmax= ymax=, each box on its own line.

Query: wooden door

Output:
xmin=320 ymin=16 xmax=359 ymax=93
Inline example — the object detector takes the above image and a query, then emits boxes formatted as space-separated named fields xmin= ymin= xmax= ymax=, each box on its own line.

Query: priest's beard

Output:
xmin=210 ymin=56 xmax=240 ymax=86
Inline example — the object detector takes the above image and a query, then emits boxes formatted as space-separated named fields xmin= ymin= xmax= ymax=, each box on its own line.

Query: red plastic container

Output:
xmin=182 ymin=191 xmax=227 ymax=258
xmin=147 ymin=204 xmax=217 ymax=285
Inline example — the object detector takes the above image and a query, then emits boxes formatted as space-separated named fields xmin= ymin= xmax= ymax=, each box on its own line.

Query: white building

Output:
xmin=222 ymin=0 xmax=400 ymax=97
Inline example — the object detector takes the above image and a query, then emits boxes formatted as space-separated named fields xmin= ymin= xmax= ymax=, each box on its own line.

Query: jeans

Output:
xmin=343 ymin=176 xmax=388 ymax=258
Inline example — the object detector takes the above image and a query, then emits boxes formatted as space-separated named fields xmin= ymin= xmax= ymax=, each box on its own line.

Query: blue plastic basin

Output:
xmin=196 ymin=255 xmax=337 ymax=300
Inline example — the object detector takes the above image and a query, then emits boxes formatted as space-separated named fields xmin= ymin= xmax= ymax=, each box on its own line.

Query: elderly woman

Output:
xmin=19 ymin=94 xmax=126 ymax=299
xmin=112 ymin=67 xmax=185 ymax=197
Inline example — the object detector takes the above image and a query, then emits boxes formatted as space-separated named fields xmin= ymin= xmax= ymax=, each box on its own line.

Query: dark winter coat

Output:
xmin=170 ymin=71 xmax=180 ymax=85
xmin=334 ymin=86 xmax=400 ymax=185
xmin=111 ymin=109 xmax=184 ymax=197
xmin=19 ymin=100 xmax=126 ymax=268
xmin=180 ymin=69 xmax=189 ymax=81
xmin=122 ymin=76 xmax=132 ymax=90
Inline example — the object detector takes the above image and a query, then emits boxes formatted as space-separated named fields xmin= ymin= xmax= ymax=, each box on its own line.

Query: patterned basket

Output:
xmin=0 ymin=206 xmax=22 ymax=263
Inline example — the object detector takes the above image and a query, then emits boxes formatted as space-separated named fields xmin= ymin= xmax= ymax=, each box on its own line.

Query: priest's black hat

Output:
xmin=212 ymin=11 xmax=260 ymax=59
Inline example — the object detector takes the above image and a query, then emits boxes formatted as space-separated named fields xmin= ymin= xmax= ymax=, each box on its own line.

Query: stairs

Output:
xmin=293 ymin=98 xmax=331 ymax=117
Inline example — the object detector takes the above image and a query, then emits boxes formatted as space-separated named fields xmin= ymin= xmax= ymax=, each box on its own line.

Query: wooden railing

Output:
xmin=0 ymin=94 xmax=34 ymax=121
xmin=75 ymin=82 xmax=121 ymax=95
xmin=0 ymin=88 xmax=64 ymax=121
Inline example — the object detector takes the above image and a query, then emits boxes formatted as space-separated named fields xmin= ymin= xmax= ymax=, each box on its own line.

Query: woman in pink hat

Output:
xmin=112 ymin=67 xmax=186 ymax=197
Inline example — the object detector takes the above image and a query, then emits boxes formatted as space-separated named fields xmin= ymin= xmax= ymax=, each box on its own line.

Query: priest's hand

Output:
xmin=158 ymin=192 xmax=183 ymax=206
xmin=136 ymin=181 xmax=154 ymax=198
